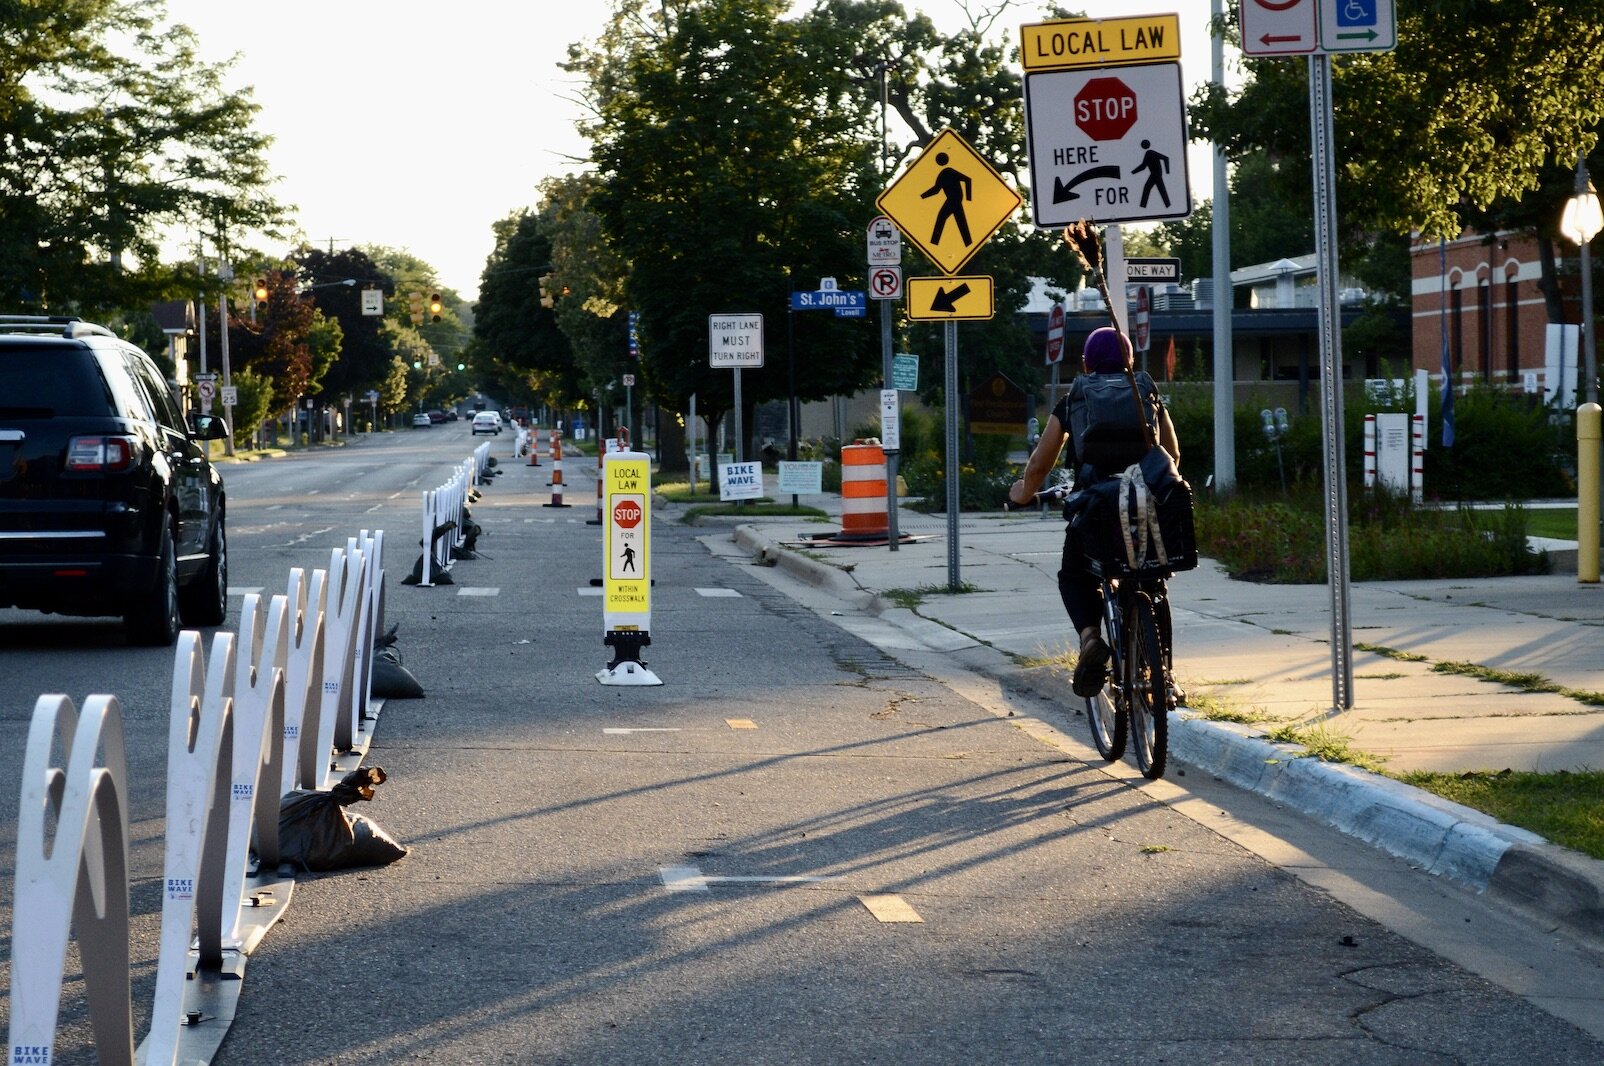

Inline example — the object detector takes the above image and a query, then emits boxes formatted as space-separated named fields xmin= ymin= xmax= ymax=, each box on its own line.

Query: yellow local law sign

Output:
xmin=1020 ymin=14 xmax=1181 ymax=72
xmin=905 ymin=276 xmax=995 ymax=321
xmin=876 ymin=129 xmax=1021 ymax=276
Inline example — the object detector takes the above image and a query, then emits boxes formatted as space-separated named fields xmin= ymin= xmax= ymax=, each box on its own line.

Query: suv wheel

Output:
xmin=179 ymin=515 xmax=228 ymax=627
xmin=125 ymin=528 xmax=180 ymax=646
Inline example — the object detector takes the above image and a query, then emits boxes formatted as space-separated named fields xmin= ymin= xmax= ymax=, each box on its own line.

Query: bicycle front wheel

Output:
xmin=1085 ymin=670 xmax=1126 ymax=762
xmin=1126 ymin=592 xmax=1169 ymax=779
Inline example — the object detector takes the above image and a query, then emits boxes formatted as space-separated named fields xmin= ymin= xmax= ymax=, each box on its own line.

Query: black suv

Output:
xmin=0 ymin=316 xmax=230 ymax=645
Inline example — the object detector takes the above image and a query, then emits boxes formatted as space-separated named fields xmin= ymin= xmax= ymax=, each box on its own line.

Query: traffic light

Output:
xmin=429 ymin=292 xmax=443 ymax=323
xmin=539 ymin=273 xmax=555 ymax=309
xmin=254 ymin=278 xmax=269 ymax=312
xmin=408 ymin=291 xmax=424 ymax=326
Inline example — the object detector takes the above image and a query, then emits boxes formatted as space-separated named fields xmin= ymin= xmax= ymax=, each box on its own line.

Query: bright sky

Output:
xmin=160 ymin=1 xmax=1225 ymax=301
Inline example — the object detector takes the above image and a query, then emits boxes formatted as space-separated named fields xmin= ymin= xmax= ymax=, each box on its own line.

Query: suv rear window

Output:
xmin=0 ymin=347 xmax=112 ymax=418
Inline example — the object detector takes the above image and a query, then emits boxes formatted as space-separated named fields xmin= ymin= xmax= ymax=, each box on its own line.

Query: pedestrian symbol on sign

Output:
xmin=920 ymin=153 xmax=973 ymax=247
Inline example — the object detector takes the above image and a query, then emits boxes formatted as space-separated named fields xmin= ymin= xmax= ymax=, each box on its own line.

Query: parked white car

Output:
xmin=471 ymin=411 xmax=503 ymax=435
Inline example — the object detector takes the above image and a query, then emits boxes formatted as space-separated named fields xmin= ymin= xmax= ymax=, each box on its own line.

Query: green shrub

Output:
xmin=1197 ymin=489 xmax=1547 ymax=582
xmin=1166 ymin=379 xmax=1572 ymax=502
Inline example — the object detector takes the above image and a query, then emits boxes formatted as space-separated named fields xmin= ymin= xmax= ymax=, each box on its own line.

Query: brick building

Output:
xmin=1409 ymin=231 xmax=1577 ymax=396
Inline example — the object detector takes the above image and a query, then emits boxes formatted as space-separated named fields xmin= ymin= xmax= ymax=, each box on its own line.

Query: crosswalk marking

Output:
xmin=858 ymin=894 xmax=924 ymax=923
xmin=457 ymin=587 xmax=500 ymax=596
xmin=659 ymin=865 xmax=839 ymax=893
xmin=694 ymin=588 xmax=743 ymax=598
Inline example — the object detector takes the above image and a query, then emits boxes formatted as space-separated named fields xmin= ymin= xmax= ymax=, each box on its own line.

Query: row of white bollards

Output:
xmin=8 ymin=528 xmax=386 ymax=1066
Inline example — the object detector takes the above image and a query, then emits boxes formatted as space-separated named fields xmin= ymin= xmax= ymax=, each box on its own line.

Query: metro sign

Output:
xmin=1074 ymin=76 xmax=1138 ymax=141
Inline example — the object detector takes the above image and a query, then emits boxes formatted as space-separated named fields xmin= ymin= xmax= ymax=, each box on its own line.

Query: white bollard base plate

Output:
xmin=596 ymin=661 xmax=663 ymax=686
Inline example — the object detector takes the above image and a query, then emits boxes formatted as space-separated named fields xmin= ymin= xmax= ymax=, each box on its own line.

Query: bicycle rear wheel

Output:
xmin=1127 ymin=592 xmax=1169 ymax=779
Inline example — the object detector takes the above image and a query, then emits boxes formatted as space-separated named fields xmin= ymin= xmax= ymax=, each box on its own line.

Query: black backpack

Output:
xmin=1064 ymin=372 xmax=1158 ymax=479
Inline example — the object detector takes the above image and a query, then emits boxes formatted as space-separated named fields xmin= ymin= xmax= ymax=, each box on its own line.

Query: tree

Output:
xmin=295 ymin=247 xmax=399 ymax=402
xmin=0 ymin=0 xmax=287 ymax=313
xmin=570 ymin=0 xmax=885 ymax=442
xmin=1192 ymin=3 xmax=1604 ymax=244
xmin=227 ymin=267 xmax=337 ymax=417
xmin=470 ymin=211 xmax=584 ymax=409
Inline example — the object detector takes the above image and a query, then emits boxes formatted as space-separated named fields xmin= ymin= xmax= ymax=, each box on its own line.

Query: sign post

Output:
xmin=598 ymin=449 xmax=661 ymax=686
xmin=879 ymin=128 xmax=1021 ymax=588
xmin=869 ymin=216 xmax=904 ymax=550
xmin=708 ymin=313 xmax=763 ymax=467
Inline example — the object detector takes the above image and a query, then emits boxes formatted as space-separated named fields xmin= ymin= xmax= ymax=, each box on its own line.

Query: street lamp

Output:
xmin=1561 ymin=153 xmax=1602 ymax=404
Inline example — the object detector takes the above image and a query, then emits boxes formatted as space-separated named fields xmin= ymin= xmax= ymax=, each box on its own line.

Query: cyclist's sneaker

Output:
xmin=1072 ymin=635 xmax=1112 ymax=697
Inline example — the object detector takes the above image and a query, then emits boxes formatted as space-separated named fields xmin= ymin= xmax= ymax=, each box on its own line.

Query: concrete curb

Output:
xmin=727 ymin=524 xmax=1604 ymax=952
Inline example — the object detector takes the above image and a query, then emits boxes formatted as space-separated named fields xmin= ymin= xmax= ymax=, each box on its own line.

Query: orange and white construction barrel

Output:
xmin=838 ymin=441 xmax=889 ymax=540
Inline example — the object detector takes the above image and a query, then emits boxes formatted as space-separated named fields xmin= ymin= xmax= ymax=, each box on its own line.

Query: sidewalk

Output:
xmin=680 ymin=481 xmax=1604 ymax=948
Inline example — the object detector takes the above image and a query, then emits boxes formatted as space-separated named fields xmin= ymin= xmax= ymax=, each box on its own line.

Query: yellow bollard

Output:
xmin=1580 ymin=403 xmax=1601 ymax=583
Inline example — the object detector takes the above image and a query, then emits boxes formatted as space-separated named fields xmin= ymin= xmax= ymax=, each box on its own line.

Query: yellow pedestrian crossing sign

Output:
xmin=876 ymin=128 xmax=1021 ymax=275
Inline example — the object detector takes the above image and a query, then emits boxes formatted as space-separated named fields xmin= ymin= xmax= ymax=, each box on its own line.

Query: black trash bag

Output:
xmin=400 ymin=520 xmax=457 ymax=585
xmin=278 ymin=767 xmax=408 ymax=872
xmin=371 ymin=624 xmax=424 ymax=698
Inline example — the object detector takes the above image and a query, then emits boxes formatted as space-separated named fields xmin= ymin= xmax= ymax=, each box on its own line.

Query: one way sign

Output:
xmin=906 ymin=275 xmax=995 ymax=321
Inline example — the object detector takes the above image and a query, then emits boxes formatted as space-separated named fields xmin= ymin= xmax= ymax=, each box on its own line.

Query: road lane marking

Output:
xmin=227 ymin=587 xmax=264 ymax=596
xmin=578 ymin=588 xmax=603 ymax=596
xmin=603 ymin=727 xmax=683 ymax=735
xmin=859 ymin=894 xmax=924 ymax=923
xmin=725 ymin=719 xmax=757 ymax=730
xmin=458 ymin=587 xmax=499 ymax=596
xmin=695 ymin=588 xmax=743 ymax=597
xmin=659 ymin=865 xmax=840 ymax=893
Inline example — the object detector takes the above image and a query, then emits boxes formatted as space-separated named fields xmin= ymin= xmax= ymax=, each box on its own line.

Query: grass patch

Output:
xmin=1525 ymin=508 xmax=1579 ymax=540
xmin=682 ymin=503 xmax=828 ymax=521
xmin=1431 ymin=660 xmax=1604 ymax=708
xmin=1187 ymin=691 xmax=1277 ymax=725
xmin=1355 ymin=642 xmax=1428 ymax=663
xmin=1263 ymin=722 xmax=1388 ymax=772
xmin=1395 ymin=769 xmax=1604 ymax=860
xmin=881 ymin=582 xmax=984 ymax=609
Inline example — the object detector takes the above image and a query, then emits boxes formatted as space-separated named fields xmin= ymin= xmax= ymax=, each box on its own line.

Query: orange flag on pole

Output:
xmin=1164 ymin=335 xmax=1177 ymax=381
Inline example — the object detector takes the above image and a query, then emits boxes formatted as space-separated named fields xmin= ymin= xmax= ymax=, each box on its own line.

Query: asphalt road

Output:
xmin=4 ymin=428 xmax=1603 ymax=1063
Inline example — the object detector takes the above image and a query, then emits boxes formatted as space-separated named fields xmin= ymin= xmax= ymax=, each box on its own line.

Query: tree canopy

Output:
xmin=0 ymin=0 xmax=288 ymax=313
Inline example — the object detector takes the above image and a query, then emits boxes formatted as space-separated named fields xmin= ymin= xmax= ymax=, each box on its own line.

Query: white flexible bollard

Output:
xmin=282 ymin=567 xmax=329 ymax=794
xmin=222 ymin=593 xmax=289 ymax=951
xmin=357 ymin=529 xmax=386 ymax=719
xmin=311 ymin=548 xmax=350 ymax=789
xmin=142 ymin=631 xmax=236 ymax=1066
xmin=321 ymin=544 xmax=369 ymax=780
xmin=9 ymin=694 xmax=134 ymax=1066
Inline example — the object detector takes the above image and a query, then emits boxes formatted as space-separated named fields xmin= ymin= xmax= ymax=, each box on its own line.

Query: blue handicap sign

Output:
xmin=1337 ymin=0 xmax=1376 ymax=27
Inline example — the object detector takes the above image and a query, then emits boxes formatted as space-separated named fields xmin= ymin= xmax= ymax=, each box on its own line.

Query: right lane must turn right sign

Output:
xmin=1023 ymin=61 xmax=1192 ymax=229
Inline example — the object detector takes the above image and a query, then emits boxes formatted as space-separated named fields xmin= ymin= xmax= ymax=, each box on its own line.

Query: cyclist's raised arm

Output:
xmin=1008 ymin=413 xmax=1069 ymax=506
xmin=1158 ymin=405 xmax=1180 ymax=465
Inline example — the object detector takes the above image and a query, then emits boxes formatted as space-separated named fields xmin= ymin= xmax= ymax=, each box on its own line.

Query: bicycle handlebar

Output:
xmin=1002 ymin=482 xmax=1071 ymax=512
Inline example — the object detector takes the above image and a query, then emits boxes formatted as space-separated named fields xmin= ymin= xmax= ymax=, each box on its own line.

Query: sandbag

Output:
xmin=278 ymin=767 xmax=408 ymax=872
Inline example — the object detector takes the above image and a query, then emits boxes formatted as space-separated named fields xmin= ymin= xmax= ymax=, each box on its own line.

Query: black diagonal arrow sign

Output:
xmin=1052 ymin=165 xmax=1122 ymax=203
xmin=906 ymin=275 xmax=994 ymax=321
xmin=930 ymin=282 xmax=971 ymax=313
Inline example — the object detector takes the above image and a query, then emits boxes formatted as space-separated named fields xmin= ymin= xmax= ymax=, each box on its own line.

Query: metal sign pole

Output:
xmin=882 ymin=296 xmax=900 ymax=551
xmin=733 ymin=367 xmax=744 ymax=464
xmin=1309 ymin=54 xmax=1354 ymax=711
xmin=945 ymin=320 xmax=960 ymax=590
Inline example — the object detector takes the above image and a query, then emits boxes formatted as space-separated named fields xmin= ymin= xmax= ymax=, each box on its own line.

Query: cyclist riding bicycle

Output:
xmin=1007 ymin=326 xmax=1180 ymax=698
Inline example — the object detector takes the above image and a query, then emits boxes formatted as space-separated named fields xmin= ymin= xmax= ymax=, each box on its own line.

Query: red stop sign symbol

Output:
xmin=1074 ymin=76 xmax=1138 ymax=141
xmin=613 ymin=500 xmax=642 ymax=528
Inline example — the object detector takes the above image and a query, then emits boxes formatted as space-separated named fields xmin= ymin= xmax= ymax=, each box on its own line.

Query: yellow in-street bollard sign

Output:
xmin=603 ymin=451 xmax=651 ymax=634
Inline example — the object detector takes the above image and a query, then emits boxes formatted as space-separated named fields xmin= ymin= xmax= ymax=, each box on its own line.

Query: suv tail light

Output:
xmin=66 ymin=435 xmax=136 ymax=472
